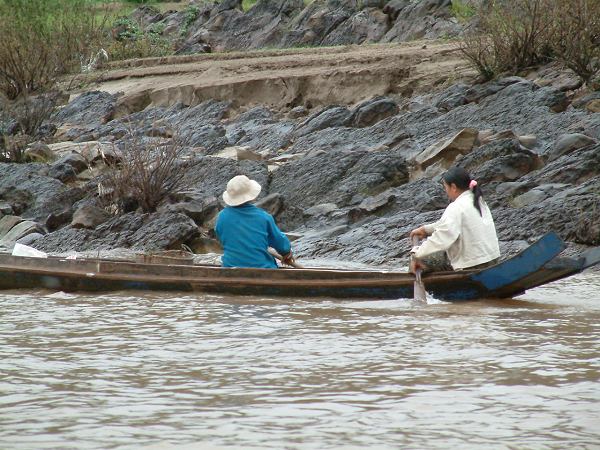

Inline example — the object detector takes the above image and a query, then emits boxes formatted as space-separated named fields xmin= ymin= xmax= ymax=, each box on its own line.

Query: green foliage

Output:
xmin=112 ymin=16 xmax=143 ymax=40
xmin=108 ymin=35 xmax=172 ymax=60
xmin=181 ymin=5 xmax=200 ymax=35
xmin=121 ymin=0 xmax=170 ymax=3
xmin=108 ymin=12 xmax=172 ymax=59
xmin=147 ymin=22 xmax=166 ymax=36
xmin=450 ymin=0 xmax=476 ymax=23
xmin=242 ymin=0 xmax=257 ymax=11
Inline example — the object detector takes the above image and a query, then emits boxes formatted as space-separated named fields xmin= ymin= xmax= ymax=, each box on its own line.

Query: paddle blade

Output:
xmin=413 ymin=269 xmax=427 ymax=302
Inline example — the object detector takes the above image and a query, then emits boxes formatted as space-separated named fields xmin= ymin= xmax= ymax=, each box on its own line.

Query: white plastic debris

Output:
xmin=12 ymin=243 xmax=48 ymax=258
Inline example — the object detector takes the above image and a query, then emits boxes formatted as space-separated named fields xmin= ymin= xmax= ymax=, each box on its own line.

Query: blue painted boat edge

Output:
xmin=470 ymin=232 xmax=566 ymax=291
xmin=581 ymin=246 xmax=600 ymax=270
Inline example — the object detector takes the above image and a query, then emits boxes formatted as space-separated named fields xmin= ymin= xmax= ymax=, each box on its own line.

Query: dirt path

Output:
xmin=90 ymin=40 xmax=475 ymax=116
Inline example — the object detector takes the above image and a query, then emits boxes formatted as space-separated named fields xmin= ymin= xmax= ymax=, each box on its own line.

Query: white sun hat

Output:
xmin=222 ymin=175 xmax=262 ymax=206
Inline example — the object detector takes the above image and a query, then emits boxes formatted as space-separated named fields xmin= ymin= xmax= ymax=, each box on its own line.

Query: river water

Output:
xmin=1 ymin=271 xmax=599 ymax=450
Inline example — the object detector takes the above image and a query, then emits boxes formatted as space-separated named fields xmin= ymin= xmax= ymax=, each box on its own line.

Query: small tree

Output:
xmin=550 ymin=0 xmax=600 ymax=84
xmin=99 ymin=125 xmax=189 ymax=214
xmin=460 ymin=0 xmax=555 ymax=80
xmin=460 ymin=32 xmax=497 ymax=81
xmin=461 ymin=0 xmax=600 ymax=84
xmin=0 ymin=0 xmax=109 ymax=99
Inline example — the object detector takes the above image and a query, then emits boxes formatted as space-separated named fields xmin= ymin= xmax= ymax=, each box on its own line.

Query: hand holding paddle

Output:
xmin=268 ymin=247 xmax=304 ymax=269
xmin=410 ymin=235 xmax=427 ymax=302
xmin=410 ymin=226 xmax=428 ymax=240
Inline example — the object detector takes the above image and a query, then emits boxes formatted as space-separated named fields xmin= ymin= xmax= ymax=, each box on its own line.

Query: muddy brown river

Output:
xmin=1 ymin=271 xmax=599 ymax=449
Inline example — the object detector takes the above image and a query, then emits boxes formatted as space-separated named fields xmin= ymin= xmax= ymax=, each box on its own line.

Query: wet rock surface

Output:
xmin=34 ymin=212 xmax=200 ymax=253
xmin=55 ymin=91 xmax=120 ymax=125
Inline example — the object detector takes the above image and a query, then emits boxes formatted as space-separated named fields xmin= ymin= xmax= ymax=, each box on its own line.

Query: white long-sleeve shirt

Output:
xmin=413 ymin=190 xmax=500 ymax=270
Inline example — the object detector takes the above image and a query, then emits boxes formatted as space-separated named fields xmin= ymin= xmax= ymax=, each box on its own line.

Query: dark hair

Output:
xmin=442 ymin=167 xmax=483 ymax=216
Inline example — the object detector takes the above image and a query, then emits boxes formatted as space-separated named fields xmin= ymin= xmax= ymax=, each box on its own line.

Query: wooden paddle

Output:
xmin=411 ymin=236 xmax=427 ymax=302
xmin=268 ymin=247 xmax=304 ymax=269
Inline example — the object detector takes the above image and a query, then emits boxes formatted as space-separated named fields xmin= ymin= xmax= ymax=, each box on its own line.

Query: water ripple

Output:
xmin=0 ymin=272 xmax=599 ymax=449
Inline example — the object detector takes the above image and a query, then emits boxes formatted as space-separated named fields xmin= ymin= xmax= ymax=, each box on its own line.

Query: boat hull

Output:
xmin=0 ymin=233 xmax=597 ymax=301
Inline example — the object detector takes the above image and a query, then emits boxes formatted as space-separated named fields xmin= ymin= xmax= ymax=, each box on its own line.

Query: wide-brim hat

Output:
xmin=222 ymin=175 xmax=262 ymax=206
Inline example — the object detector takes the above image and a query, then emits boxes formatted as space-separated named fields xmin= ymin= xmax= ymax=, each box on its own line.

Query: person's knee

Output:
xmin=420 ymin=251 xmax=452 ymax=273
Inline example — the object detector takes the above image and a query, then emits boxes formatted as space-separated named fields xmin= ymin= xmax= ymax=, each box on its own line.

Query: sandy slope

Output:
xmin=89 ymin=40 xmax=475 ymax=116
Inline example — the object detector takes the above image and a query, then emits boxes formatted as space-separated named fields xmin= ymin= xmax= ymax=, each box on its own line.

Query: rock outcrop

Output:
xmin=149 ymin=0 xmax=463 ymax=54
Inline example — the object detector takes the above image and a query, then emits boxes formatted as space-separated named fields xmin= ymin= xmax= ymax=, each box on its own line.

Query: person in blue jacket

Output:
xmin=215 ymin=175 xmax=294 ymax=268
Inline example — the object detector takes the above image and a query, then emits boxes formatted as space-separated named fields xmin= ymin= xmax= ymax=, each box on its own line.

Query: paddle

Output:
xmin=268 ymin=247 xmax=304 ymax=269
xmin=411 ymin=236 xmax=427 ymax=302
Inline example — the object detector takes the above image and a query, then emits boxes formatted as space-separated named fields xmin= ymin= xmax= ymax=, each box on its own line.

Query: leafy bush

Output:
xmin=0 ymin=0 xmax=109 ymax=99
xmin=242 ymin=0 xmax=257 ymax=11
xmin=181 ymin=5 xmax=200 ymax=35
xmin=112 ymin=16 xmax=143 ymax=41
xmin=451 ymin=0 xmax=476 ymax=23
xmin=107 ymin=35 xmax=172 ymax=60
xmin=108 ymin=14 xmax=172 ymax=59
xmin=121 ymin=0 xmax=173 ymax=3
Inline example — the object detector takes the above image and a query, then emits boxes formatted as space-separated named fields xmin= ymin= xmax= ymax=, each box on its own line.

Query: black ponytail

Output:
xmin=471 ymin=184 xmax=483 ymax=216
xmin=442 ymin=167 xmax=483 ymax=216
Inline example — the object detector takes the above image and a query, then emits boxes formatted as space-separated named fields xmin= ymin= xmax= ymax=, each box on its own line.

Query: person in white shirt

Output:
xmin=409 ymin=167 xmax=500 ymax=273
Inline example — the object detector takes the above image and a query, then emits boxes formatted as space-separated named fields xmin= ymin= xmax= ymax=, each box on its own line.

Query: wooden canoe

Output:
xmin=0 ymin=233 xmax=598 ymax=301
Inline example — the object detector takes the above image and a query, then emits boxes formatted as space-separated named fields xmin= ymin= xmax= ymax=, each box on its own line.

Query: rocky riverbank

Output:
xmin=129 ymin=0 xmax=463 ymax=55
xmin=0 ymin=2 xmax=598 ymax=268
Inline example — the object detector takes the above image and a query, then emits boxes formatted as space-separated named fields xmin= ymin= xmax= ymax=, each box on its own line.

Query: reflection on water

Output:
xmin=1 ymin=272 xmax=599 ymax=449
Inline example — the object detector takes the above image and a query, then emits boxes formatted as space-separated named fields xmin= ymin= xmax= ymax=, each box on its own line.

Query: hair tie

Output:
xmin=469 ymin=180 xmax=478 ymax=190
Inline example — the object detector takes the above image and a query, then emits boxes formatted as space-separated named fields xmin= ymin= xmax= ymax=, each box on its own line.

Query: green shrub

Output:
xmin=108 ymin=18 xmax=172 ymax=60
xmin=108 ymin=13 xmax=173 ymax=59
xmin=112 ymin=16 xmax=143 ymax=41
xmin=108 ymin=37 xmax=172 ymax=60
xmin=181 ymin=5 xmax=200 ymax=36
xmin=242 ymin=0 xmax=257 ymax=11
xmin=121 ymin=0 xmax=171 ymax=3
xmin=451 ymin=0 xmax=476 ymax=23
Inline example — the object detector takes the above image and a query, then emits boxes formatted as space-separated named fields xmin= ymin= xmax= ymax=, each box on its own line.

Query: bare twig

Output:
xmin=98 ymin=122 xmax=190 ymax=214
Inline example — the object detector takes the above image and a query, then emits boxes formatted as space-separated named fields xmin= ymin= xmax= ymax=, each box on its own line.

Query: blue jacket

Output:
xmin=215 ymin=203 xmax=291 ymax=268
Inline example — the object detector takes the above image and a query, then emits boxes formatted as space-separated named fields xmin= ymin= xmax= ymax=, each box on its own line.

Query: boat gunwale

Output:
xmin=1 ymin=253 xmax=409 ymax=275
xmin=0 ymin=256 xmax=480 ymax=288
xmin=1 ymin=232 xmax=596 ymax=299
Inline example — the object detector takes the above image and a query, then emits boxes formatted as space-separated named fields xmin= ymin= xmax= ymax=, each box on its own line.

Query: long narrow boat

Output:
xmin=0 ymin=233 xmax=598 ymax=301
